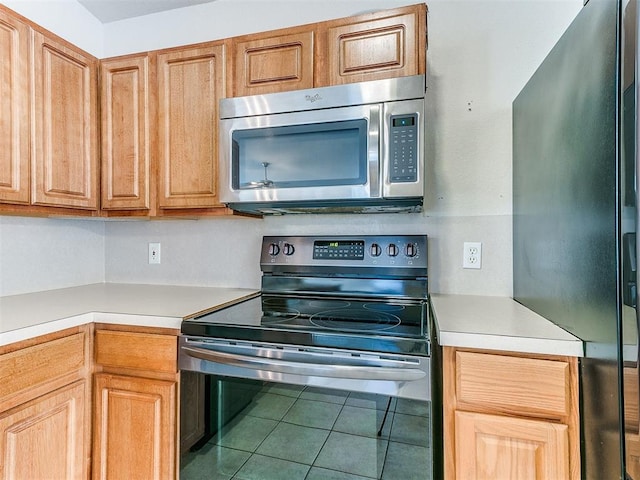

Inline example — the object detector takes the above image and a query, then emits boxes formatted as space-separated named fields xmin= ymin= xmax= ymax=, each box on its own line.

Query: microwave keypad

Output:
xmin=389 ymin=114 xmax=418 ymax=183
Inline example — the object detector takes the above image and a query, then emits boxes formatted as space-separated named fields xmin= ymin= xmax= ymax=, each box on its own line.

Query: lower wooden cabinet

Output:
xmin=625 ymin=365 xmax=640 ymax=477
xmin=180 ymin=370 xmax=205 ymax=455
xmin=93 ymin=373 xmax=176 ymax=480
xmin=0 ymin=326 xmax=90 ymax=480
xmin=93 ymin=325 xmax=179 ymax=480
xmin=0 ymin=380 xmax=87 ymax=479
xmin=455 ymin=410 xmax=569 ymax=479
xmin=443 ymin=347 xmax=580 ymax=480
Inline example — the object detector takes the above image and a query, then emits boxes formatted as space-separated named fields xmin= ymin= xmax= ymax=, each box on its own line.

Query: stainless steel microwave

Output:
xmin=218 ymin=75 xmax=426 ymax=215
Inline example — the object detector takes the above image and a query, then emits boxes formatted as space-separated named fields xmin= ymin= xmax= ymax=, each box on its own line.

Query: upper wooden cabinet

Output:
xmin=31 ymin=30 xmax=99 ymax=210
xmin=156 ymin=43 xmax=226 ymax=211
xmin=101 ymin=44 xmax=230 ymax=216
xmin=0 ymin=10 xmax=29 ymax=205
xmin=0 ymin=6 xmax=99 ymax=215
xmin=316 ymin=4 xmax=427 ymax=87
xmin=443 ymin=347 xmax=580 ymax=480
xmin=0 ymin=3 xmax=425 ymax=217
xmin=230 ymin=28 xmax=314 ymax=97
xmin=100 ymin=54 xmax=153 ymax=212
xmin=227 ymin=3 xmax=427 ymax=97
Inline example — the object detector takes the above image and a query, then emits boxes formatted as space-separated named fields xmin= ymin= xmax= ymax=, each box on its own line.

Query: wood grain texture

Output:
xmin=455 ymin=410 xmax=569 ymax=480
xmin=100 ymin=54 xmax=151 ymax=211
xmin=0 ymin=10 xmax=29 ymax=205
xmin=31 ymin=30 xmax=98 ymax=209
xmin=455 ymin=350 xmax=571 ymax=419
xmin=179 ymin=370 xmax=205 ymax=454
xmin=0 ymin=331 xmax=86 ymax=411
xmin=156 ymin=43 xmax=225 ymax=209
xmin=626 ymin=366 xmax=639 ymax=431
xmin=316 ymin=4 xmax=427 ymax=87
xmin=443 ymin=347 xmax=580 ymax=480
xmin=94 ymin=329 xmax=177 ymax=374
xmin=93 ymin=373 xmax=176 ymax=480
xmin=627 ymin=432 xmax=640 ymax=480
xmin=0 ymin=380 xmax=87 ymax=480
xmin=231 ymin=30 xmax=314 ymax=96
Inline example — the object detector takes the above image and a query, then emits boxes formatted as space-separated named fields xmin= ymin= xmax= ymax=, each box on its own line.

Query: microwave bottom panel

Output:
xmin=225 ymin=198 xmax=423 ymax=215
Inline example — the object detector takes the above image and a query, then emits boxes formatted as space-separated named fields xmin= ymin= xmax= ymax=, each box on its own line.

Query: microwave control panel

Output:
xmin=389 ymin=114 xmax=419 ymax=183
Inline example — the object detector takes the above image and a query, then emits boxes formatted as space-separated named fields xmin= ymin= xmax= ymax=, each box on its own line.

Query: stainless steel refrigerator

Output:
xmin=513 ymin=0 xmax=638 ymax=478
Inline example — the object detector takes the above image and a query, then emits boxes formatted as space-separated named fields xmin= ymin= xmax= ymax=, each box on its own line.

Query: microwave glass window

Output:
xmin=232 ymin=120 xmax=368 ymax=189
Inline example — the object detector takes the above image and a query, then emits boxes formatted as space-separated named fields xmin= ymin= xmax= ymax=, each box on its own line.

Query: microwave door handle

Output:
xmin=181 ymin=346 xmax=426 ymax=381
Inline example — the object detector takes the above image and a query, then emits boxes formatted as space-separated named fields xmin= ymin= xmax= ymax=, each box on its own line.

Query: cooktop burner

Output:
xmin=182 ymin=294 xmax=429 ymax=355
xmin=309 ymin=309 xmax=402 ymax=332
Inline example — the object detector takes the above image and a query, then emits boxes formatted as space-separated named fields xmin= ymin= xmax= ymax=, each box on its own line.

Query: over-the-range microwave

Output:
xmin=218 ymin=75 xmax=426 ymax=215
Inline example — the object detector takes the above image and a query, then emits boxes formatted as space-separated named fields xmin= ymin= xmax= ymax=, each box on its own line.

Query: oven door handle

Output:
xmin=181 ymin=346 xmax=427 ymax=381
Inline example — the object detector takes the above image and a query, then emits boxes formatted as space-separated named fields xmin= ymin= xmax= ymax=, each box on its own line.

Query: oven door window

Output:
xmin=180 ymin=376 xmax=431 ymax=480
xmin=232 ymin=119 xmax=368 ymax=190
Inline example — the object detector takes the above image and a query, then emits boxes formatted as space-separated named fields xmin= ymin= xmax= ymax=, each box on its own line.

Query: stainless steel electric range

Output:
xmin=179 ymin=235 xmax=433 ymax=480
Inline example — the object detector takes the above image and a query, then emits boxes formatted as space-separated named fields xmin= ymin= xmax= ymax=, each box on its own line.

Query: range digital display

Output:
xmin=313 ymin=240 xmax=365 ymax=260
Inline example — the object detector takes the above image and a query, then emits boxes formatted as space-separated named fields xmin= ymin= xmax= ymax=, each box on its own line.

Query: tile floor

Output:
xmin=180 ymin=383 xmax=432 ymax=480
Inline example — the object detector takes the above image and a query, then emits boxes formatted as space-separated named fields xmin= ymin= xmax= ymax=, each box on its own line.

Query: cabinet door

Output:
xmin=231 ymin=30 xmax=314 ymax=97
xmin=157 ymin=44 xmax=225 ymax=209
xmin=0 ymin=381 xmax=87 ymax=479
xmin=180 ymin=370 xmax=205 ymax=454
xmin=93 ymin=373 xmax=176 ymax=480
xmin=0 ymin=10 xmax=29 ymax=204
xmin=627 ymin=433 xmax=640 ymax=479
xmin=100 ymin=55 xmax=152 ymax=211
xmin=31 ymin=30 xmax=98 ymax=209
xmin=455 ymin=411 xmax=569 ymax=480
xmin=316 ymin=4 xmax=427 ymax=87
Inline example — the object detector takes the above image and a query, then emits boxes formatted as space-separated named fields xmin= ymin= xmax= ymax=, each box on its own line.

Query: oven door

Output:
xmin=218 ymin=104 xmax=381 ymax=205
xmin=179 ymin=336 xmax=432 ymax=479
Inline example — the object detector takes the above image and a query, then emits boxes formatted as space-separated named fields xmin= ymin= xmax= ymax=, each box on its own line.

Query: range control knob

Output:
xmin=387 ymin=243 xmax=399 ymax=257
xmin=268 ymin=243 xmax=280 ymax=256
xmin=405 ymin=243 xmax=417 ymax=258
xmin=370 ymin=243 xmax=382 ymax=257
xmin=282 ymin=243 xmax=295 ymax=256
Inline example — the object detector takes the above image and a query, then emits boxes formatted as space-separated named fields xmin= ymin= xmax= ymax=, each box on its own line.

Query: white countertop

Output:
xmin=430 ymin=293 xmax=584 ymax=357
xmin=1 ymin=284 xmax=585 ymax=358
xmin=0 ymin=283 xmax=259 ymax=346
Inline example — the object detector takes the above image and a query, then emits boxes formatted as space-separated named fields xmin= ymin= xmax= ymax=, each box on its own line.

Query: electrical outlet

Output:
xmin=463 ymin=242 xmax=482 ymax=269
xmin=149 ymin=242 xmax=161 ymax=264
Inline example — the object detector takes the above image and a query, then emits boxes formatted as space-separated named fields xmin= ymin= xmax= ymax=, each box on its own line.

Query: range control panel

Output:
xmin=261 ymin=235 xmax=427 ymax=272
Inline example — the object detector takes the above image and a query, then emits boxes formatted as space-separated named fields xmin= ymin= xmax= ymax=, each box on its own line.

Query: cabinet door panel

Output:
xmin=0 ymin=381 xmax=86 ymax=480
xmin=93 ymin=373 xmax=176 ymax=480
xmin=0 ymin=11 xmax=29 ymax=204
xmin=95 ymin=329 xmax=177 ymax=374
xmin=318 ymin=6 xmax=425 ymax=87
xmin=455 ymin=350 xmax=572 ymax=419
xmin=31 ymin=30 xmax=98 ymax=209
xmin=100 ymin=55 xmax=151 ymax=210
xmin=157 ymin=45 xmax=224 ymax=209
xmin=627 ymin=433 xmax=640 ymax=479
xmin=180 ymin=371 xmax=205 ymax=454
xmin=0 ymin=331 xmax=85 ymax=411
xmin=232 ymin=31 xmax=314 ymax=96
xmin=455 ymin=411 xmax=569 ymax=480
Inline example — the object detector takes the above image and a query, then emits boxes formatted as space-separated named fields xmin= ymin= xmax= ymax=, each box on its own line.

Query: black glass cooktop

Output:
xmin=181 ymin=294 xmax=430 ymax=356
